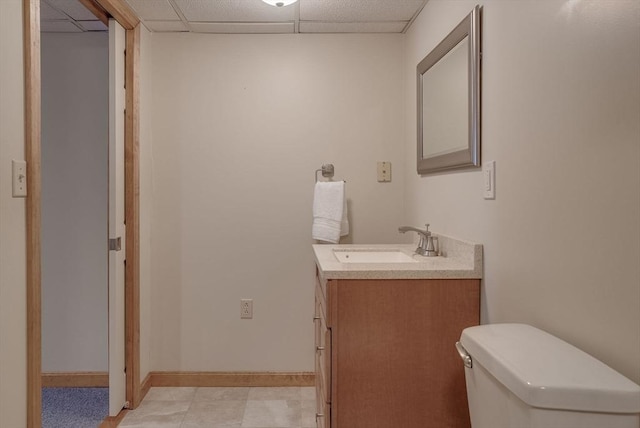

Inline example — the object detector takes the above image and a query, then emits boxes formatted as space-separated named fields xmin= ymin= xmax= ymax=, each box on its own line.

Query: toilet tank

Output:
xmin=458 ymin=324 xmax=640 ymax=428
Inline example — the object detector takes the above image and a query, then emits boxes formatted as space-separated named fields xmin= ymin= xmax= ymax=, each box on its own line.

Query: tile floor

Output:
xmin=119 ymin=386 xmax=316 ymax=428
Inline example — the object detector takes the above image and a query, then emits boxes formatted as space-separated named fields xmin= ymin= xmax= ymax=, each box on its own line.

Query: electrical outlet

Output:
xmin=241 ymin=299 xmax=253 ymax=319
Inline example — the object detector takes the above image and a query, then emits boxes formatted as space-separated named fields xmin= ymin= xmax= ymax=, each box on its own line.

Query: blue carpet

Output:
xmin=42 ymin=387 xmax=108 ymax=428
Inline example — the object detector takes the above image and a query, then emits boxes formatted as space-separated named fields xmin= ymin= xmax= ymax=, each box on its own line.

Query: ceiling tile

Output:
xmin=47 ymin=0 xmax=99 ymax=20
xmin=174 ymin=0 xmax=296 ymax=22
xmin=40 ymin=1 xmax=68 ymax=20
xmin=144 ymin=20 xmax=189 ymax=32
xmin=41 ymin=20 xmax=83 ymax=32
xmin=43 ymin=0 xmax=428 ymax=34
xmin=300 ymin=0 xmax=426 ymax=22
xmin=77 ymin=20 xmax=109 ymax=31
xmin=300 ymin=21 xmax=407 ymax=33
xmin=190 ymin=22 xmax=295 ymax=34
xmin=125 ymin=0 xmax=180 ymax=21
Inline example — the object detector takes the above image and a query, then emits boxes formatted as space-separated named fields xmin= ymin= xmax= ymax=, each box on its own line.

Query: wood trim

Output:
xmin=42 ymin=372 xmax=109 ymax=388
xmin=95 ymin=0 xmax=139 ymax=30
xmin=150 ymin=372 xmax=316 ymax=388
xmin=99 ymin=408 xmax=128 ymax=428
xmin=77 ymin=0 xmax=109 ymax=26
xmin=25 ymin=0 xmax=143 ymax=424
xmin=124 ymin=23 xmax=141 ymax=409
xmin=140 ymin=372 xmax=152 ymax=402
xmin=24 ymin=1 xmax=42 ymax=427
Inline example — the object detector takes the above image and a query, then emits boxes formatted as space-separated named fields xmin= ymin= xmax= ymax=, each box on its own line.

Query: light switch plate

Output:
xmin=377 ymin=161 xmax=391 ymax=182
xmin=12 ymin=160 xmax=27 ymax=198
xmin=483 ymin=161 xmax=495 ymax=199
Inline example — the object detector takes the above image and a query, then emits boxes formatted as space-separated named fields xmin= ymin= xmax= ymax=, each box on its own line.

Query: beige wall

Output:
xmin=41 ymin=32 xmax=109 ymax=372
xmin=3 ymin=1 xmax=638 ymax=423
xmin=403 ymin=0 xmax=640 ymax=383
xmin=147 ymin=33 xmax=405 ymax=371
xmin=0 ymin=0 xmax=27 ymax=426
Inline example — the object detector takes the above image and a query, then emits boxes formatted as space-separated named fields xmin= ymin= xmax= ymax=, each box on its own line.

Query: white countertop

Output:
xmin=313 ymin=235 xmax=483 ymax=280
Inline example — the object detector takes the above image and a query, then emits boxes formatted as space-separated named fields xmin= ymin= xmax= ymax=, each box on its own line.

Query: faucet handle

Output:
xmin=425 ymin=224 xmax=430 ymax=233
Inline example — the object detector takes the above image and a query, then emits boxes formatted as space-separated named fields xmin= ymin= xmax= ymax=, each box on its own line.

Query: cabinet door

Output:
xmin=331 ymin=278 xmax=479 ymax=428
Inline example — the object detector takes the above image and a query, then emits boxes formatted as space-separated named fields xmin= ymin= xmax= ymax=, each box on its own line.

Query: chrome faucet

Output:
xmin=398 ymin=224 xmax=438 ymax=257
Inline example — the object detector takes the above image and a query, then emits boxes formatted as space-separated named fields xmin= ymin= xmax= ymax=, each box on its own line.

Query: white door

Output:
xmin=108 ymin=18 xmax=127 ymax=417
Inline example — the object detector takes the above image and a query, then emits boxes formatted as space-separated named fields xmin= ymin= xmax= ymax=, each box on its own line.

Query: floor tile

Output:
xmin=300 ymin=387 xmax=315 ymax=400
xmin=241 ymin=400 xmax=301 ymax=428
xmin=181 ymin=400 xmax=246 ymax=428
xmin=300 ymin=400 xmax=316 ymax=428
xmin=118 ymin=400 xmax=190 ymax=428
xmin=194 ymin=387 xmax=250 ymax=402
xmin=119 ymin=386 xmax=318 ymax=428
xmin=143 ymin=387 xmax=198 ymax=401
xmin=247 ymin=387 xmax=301 ymax=401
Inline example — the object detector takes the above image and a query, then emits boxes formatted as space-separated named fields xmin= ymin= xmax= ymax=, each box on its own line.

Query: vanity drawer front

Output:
xmin=315 ymin=276 xmax=332 ymax=426
xmin=315 ymin=283 xmax=326 ymax=324
xmin=323 ymin=328 xmax=331 ymax=404
xmin=315 ymin=298 xmax=331 ymax=403
xmin=316 ymin=354 xmax=330 ymax=428
xmin=316 ymin=278 xmax=331 ymax=392
xmin=317 ymin=327 xmax=330 ymax=400
xmin=315 ymin=270 xmax=327 ymax=320
xmin=316 ymin=398 xmax=330 ymax=428
xmin=314 ymin=296 xmax=323 ymax=352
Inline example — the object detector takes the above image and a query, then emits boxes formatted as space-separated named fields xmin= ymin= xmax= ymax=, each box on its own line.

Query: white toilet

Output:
xmin=456 ymin=323 xmax=640 ymax=428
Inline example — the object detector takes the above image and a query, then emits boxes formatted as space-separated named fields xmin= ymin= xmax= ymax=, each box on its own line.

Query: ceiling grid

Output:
xmin=41 ymin=0 xmax=428 ymax=34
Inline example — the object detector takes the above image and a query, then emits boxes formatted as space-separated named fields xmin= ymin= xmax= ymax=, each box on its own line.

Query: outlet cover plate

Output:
xmin=241 ymin=299 xmax=253 ymax=319
xmin=377 ymin=161 xmax=391 ymax=182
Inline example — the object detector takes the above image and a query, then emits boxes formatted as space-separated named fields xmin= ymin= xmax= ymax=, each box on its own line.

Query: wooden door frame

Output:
xmin=23 ymin=0 xmax=141 ymax=426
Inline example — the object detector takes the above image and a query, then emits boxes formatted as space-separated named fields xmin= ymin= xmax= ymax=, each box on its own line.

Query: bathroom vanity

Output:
xmin=312 ymin=236 xmax=482 ymax=428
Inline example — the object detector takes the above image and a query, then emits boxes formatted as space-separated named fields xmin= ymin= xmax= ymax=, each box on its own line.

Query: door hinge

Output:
xmin=109 ymin=237 xmax=122 ymax=251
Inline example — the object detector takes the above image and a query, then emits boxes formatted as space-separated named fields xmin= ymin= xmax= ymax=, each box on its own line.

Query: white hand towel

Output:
xmin=340 ymin=198 xmax=349 ymax=237
xmin=312 ymin=181 xmax=346 ymax=243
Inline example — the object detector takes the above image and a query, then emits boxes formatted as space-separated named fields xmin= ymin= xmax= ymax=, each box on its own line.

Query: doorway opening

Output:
xmin=40 ymin=10 xmax=110 ymax=424
xmin=24 ymin=0 xmax=142 ymax=426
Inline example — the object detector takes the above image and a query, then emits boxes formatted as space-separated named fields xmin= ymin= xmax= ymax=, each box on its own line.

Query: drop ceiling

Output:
xmin=41 ymin=0 xmax=108 ymax=32
xmin=41 ymin=0 xmax=429 ymax=34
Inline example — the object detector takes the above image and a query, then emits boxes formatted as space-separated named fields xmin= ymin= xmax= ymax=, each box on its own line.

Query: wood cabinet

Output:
xmin=314 ymin=269 xmax=480 ymax=428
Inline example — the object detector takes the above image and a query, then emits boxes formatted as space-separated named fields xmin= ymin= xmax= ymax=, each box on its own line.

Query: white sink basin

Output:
xmin=333 ymin=249 xmax=418 ymax=263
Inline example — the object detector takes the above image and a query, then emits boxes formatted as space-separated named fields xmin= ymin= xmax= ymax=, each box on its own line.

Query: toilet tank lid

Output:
xmin=460 ymin=323 xmax=640 ymax=414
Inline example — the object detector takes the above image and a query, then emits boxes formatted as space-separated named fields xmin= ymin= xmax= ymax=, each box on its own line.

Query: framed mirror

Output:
xmin=417 ymin=5 xmax=481 ymax=174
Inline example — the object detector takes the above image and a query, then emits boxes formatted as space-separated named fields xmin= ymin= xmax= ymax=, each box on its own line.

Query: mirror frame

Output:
xmin=417 ymin=5 xmax=481 ymax=175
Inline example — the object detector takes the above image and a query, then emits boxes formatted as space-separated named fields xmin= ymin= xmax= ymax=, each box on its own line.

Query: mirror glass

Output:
xmin=417 ymin=6 xmax=481 ymax=174
xmin=422 ymin=36 xmax=469 ymax=159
